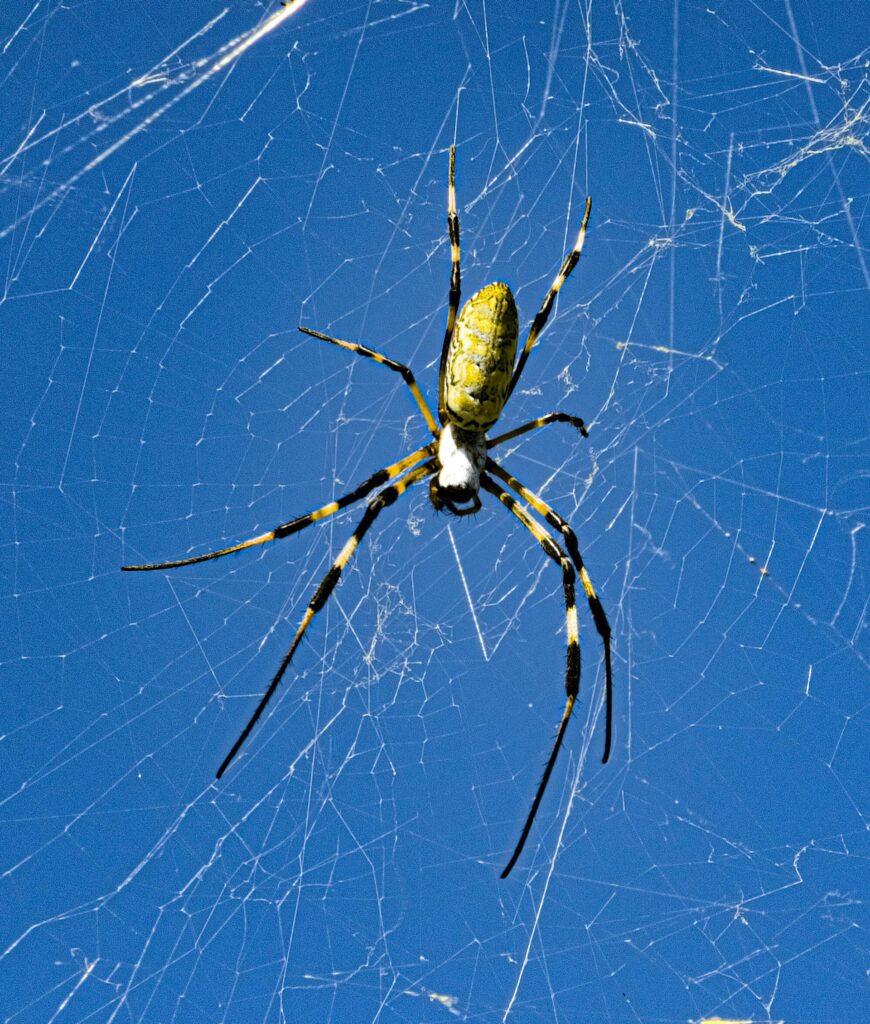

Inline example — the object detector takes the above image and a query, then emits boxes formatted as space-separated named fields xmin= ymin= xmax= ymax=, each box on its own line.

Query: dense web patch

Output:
xmin=1 ymin=2 xmax=867 ymax=1022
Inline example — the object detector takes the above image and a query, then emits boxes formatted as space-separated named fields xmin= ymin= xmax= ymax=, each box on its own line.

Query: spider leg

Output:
xmin=437 ymin=145 xmax=461 ymax=425
xmin=486 ymin=458 xmax=612 ymax=764
xmin=122 ymin=444 xmax=434 ymax=571
xmin=479 ymin=474 xmax=580 ymax=879
xmin=487 ymin=411 xmax=588 ymax=449
xmin=505 ymin=196 xmax=592 ymax=402
xmin=298 ymin=326 xmax=439 ymax=437
xmin=216 ymin=459 xmax=436 ymax=779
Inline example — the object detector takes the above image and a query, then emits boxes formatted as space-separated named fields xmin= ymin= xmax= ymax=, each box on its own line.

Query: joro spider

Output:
xmin=123 ymin=147 xmax=612 ymax=878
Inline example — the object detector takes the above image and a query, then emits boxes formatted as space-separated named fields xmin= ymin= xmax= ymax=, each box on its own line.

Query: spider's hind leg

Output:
xmin=437 ymin=145 xmax=462 ymax=424
xmin=487 ymin=412 xmax=588 ymax=450
xmin=506 ymin=197 xmax=592 ymax=402
xmin=299 ymin=326 xmax=439 ymax=437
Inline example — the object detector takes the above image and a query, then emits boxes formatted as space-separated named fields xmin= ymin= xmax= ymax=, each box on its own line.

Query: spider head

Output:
xmin=429 ymin=476 xmax=482 ymax=517
xmin=432 ymin=423 xmax=486 ymax=516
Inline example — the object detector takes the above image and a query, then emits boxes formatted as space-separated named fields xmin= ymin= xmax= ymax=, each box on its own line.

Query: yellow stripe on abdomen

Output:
xmin=444 ymin=282 xmax=518 ymax=432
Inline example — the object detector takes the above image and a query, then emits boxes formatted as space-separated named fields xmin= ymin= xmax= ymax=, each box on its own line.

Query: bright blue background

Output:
xmin=1 ymin=2 xmax=867 ymax=1021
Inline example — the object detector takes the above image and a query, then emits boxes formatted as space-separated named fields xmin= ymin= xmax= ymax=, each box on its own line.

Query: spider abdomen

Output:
xmin=444 ymin=281 xmax=518 ymax=432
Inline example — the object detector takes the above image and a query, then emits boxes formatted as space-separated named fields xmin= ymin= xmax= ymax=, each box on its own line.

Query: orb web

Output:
xmin=0 ymin=2 xmax=867 ymax=1021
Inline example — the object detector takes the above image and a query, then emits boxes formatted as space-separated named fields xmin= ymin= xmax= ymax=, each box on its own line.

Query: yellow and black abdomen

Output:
xmin=444 ymin=282 xmax=519 ymax=433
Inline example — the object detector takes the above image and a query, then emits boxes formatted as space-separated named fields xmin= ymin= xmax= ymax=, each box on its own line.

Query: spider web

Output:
xmin=1 ymin=1 xmax=867 ymax=1021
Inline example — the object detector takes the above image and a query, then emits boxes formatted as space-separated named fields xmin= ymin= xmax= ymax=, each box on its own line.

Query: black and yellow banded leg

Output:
xmin=216 ymin=460 xmax=436 ymax=780
xmin=479 ymin=474 xmax=580 ymax=878
xmin=298 ymin=326 xmax=439 ymax=437
xmin=506 ymin=196 xmax=592 ymax=401
xmin=122 ymin=444 xmax=434 ymax=572
xmin=487 ymin=411 xmax=589 ymax=450
xmin=437 ymin=144 xmax=461 ymax=425
xmin=486 ymin=458 xmax=613 ymax=765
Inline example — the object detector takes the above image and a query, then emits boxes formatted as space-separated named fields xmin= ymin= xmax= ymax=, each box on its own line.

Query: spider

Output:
xmin=123 ymin=147 xmax=612 ymax=877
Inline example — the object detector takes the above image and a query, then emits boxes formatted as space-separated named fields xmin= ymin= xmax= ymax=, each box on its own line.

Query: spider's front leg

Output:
xmin=216 ymin=460 xmax=437 ymax=779
xmin=486 ymin=458 xmax=613 ymax=764
xmin=122 ymin=444 xmax=434 ymax=571
xmin=479 ymin=474 xmax=580 ymax=878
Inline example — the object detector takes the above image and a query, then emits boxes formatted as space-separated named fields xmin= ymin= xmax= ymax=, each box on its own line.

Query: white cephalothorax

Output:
xmin=436 ymin=422 xmax=486 ymax=498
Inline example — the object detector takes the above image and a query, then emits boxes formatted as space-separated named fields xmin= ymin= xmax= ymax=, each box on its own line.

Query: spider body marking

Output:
xmin=430 ymin=281 xmax=517 ymax=516
xmin=444 ymin=281 xmax=518 ymax=432
xmin=123 ymin=146 xmax=611 ymax=878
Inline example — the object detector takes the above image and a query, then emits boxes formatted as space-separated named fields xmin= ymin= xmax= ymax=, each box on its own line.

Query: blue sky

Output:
xmin=1 ymin=2 xmax=867 ymax=1021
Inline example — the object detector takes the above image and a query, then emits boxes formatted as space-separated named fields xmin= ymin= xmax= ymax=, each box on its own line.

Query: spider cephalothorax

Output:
xmin=123 ymin=146 xmax=612 ymax=878
xmin=429 ymin=422 xmax=486 ymax=516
